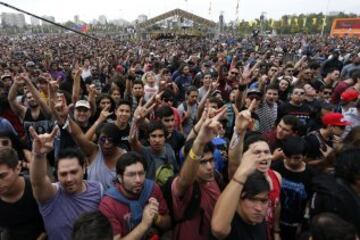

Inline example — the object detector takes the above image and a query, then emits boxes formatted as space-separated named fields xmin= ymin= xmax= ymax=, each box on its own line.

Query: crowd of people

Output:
xmin=0 ymin=32 xmax=359 ymax=240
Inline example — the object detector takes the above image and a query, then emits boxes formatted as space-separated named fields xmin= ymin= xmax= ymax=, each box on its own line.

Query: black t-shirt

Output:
xmin=225 ymin=213 xmax=267 ymax=240
xmin=117 ymin=124 xmax=131 ymax=151
xmin=277 ymin=102 xmax=311 ymax=127
xmin=272 ymin=161 xmax=315 ymax=224
xmin=0 ymin=176 xmax=44 ymax=240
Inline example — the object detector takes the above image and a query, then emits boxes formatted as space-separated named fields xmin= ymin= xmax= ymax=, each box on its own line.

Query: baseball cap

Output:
xmin=322 ymin=112 xmax=351 ymax=127
xmin=1 ymin=74 xmax=12 ymax=80
xmin=247 ymin=88 xmax=263 ymax=98
xmin=341 ymin=89 xmax=359 ymax=103
xmin=75 ymin=100 xmax=90 ymax=109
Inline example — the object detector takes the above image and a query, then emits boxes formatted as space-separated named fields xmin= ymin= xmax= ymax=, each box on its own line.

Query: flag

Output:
xmin=270 ymin=19 xmax=275 ymax=27
xmin=294 ymin=18 xmax=298 ymax=25
xmin=312 ymin=17 xmax=317 ymax=25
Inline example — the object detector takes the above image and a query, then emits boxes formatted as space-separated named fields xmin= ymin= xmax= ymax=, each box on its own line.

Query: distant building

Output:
xmin=137 ymin=14 xmax=148 ymax=23
xmin=98 ymin=15 xmax=107 ymax=25
xmin=1 ymin=13 xmax=26 ymax=28
xmin=30 ymin=16 xmax=40 ymax=26
xmin=42 ymin=15 xmax=55 ymax=25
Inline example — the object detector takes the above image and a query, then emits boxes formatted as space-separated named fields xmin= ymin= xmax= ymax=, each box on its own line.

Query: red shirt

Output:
xmin=171 ymin=177 xmax=220 ymax=240
xmin=99 ymin=183 xmax=168 ymax=236
xmin=266 ymin=169 xmax=281 ymax=240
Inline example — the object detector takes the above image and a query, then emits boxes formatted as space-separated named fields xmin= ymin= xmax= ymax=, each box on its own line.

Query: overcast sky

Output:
xmin=1 ymin=0 xmax=359 ymax=23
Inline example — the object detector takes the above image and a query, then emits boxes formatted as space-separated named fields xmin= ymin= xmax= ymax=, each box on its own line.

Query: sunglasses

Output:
xmin=323 ymin=91 xmax=332 ymax=95
xmin=248 ymin=95 xmax=261 ymax=101
xmin=99 ymin=136 xmax=114 ymax=144
xmin=230 ymin=72 xmax=239 ymax=75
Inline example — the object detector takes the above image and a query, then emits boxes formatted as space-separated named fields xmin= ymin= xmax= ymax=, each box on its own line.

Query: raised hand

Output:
xmin=30 ymin=126 xmax=59 ymax=156
xmin=97 ymin=105 xmax=113 ymax=123
xmin=240 ymin=64 xmax=252 ymax=85
xmin=133 ymin=97 xmax=156 ymax=123
xmin=237 ymin=143 xmax=267 ymax=177
xmin=234 ymin=99 xmax=256 ymax=133
xmin=196 ymin=106 xmax=227 ymax=144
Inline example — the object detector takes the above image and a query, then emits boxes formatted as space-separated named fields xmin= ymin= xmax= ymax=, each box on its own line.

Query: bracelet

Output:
xmin=232 ymin=177 xmax=245 ymax=186
xmin=192 ymin=127 xmax=199 ymax=136
xmin=189 ymin=148 xmax=202 ymax=161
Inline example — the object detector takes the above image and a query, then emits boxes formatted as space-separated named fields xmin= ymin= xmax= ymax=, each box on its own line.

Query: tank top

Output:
xmin=266 ymin=169 xmax=281 ymax=240
xmin=87 ymin=148 xmax=117 ymax=191
xmin=0 ymin=176 xmax=44 ymax=240
xmin=23 ymin=108 xmax=53 ymax=147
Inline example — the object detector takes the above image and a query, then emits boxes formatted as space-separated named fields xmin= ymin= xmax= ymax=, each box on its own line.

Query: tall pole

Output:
xmin=0 ymin=1 xmax=98 ymax=41
xmin=321 ymin=0 xmax=331 ymax=36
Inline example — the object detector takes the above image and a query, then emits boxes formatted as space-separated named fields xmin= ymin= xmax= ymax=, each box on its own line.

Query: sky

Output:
xmin=0 ymin=0 xmax=359 ymax=23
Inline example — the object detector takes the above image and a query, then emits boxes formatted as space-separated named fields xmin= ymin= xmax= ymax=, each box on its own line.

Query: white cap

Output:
xmin=75 ymin=100 xmax=90 ymax=109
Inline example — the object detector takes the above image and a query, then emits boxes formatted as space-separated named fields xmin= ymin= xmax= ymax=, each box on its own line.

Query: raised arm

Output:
xmin=67 ymin=117 xmax=98 ymax=160
xmin=22 ymin=73 xmax=51 ymax=117
xmin=72 ymin=67 xmax=82 ymax=104
xmin=129 ymin=98 xmax=156 ymax=152
xmin=85 ymin=106 xmax=112 ymax=141
xmin=211 ymin=147 xmax=262 ymax=239
xmin=29 ymin=126 xmax=59 ymax=203
xmin=8 ymin=76 xmax=27 ymax=119
xmin=175 ymin=107 xmax=227 ymax=197
xmin=228 ymin=100 xmax=256 ymax=179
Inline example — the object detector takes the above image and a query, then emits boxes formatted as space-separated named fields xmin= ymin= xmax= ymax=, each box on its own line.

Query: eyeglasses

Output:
xmin=323 ymin=91 xmax=332 ymax=95
xmin=230 ymin=72 xmax=239 ymax=75
xmin=248 ymin=95 xmax=262 ymax=101
xmin=99 ymin=136 xmax=114 ymax=144
xmin=293 ymin=91 xmax=305 ymax=95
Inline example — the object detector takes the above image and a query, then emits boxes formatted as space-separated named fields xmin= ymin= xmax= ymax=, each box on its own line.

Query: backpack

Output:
xmin=152 ymin=147 xmax=177 ymax=187
xmin=161 ymin=171 xmax=225 ymax=235
xmin=155 ymin=162 xmax=175 ymax=186
xmin=104 ymin=179 xmax=155 ymax=230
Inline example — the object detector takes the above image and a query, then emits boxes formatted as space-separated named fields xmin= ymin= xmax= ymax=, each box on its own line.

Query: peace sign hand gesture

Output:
xmin=133 ymin=97 xmax=156 ymax=123
xmin=196 ymin=106 xmax=227 ymax=145
xmin=30 ymin=126 xmax=59 ymax=157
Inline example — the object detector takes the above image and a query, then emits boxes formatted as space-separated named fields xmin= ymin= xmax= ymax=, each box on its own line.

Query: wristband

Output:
xmin=189 ymin=148 xmax=202 ymax=161
xmin=192 ymin=127 xmax=199 ymax=136
xmin=232 ymin=177 xmax=245 ymax=186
